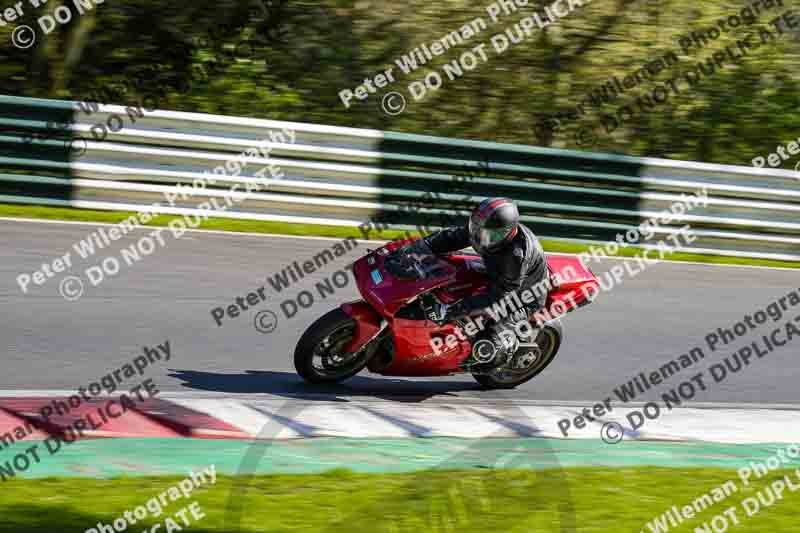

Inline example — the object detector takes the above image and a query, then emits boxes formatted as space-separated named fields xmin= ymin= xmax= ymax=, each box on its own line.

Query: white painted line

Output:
xmin=0 ymin=216 xmax=375 ymax=245
xmin=564 ymin=406 xmax=800 ymax=445
xmin=168 ymin=398 xmax=269 ymax=438
xmin=359 ymin=404 xmax=516 ymax=438
xmin=232 ymin=402 xmax=307 ymax=439
xmin=0 ymin=216 xmax=798 ymax=271
xmin=1 ymin=392 xmax=799 ymax=443
xmin=264 ymin=403 xmax=412 ymax=438
xmin=2 ymin=391 xmax=800 ymax=411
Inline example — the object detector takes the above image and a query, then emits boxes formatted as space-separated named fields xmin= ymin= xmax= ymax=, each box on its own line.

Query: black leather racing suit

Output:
xmin=422 ymin=223 xmax=549 ymax=356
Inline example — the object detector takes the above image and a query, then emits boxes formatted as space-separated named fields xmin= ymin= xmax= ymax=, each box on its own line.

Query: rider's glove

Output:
xmin=427 ymin=301 xmax=466 ymax=325
xmin=408 ymin=238 xmax=432 ymax=256
xmin=427 ymin=302 xmax=450 ymax=325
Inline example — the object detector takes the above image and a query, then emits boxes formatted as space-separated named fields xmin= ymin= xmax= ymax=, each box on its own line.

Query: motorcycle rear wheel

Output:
xmin=472 ymin=320 xmax=563 ymax=389
xmin=294 ymin=308 xmax=371 ymax=384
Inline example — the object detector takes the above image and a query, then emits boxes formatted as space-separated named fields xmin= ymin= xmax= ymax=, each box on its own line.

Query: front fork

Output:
xmin=339 ymin=301 xmax=386 ymax=355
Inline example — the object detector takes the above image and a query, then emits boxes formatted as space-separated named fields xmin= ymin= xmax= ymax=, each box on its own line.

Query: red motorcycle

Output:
xmin=294 ymin=238 xmax=599 ymax=389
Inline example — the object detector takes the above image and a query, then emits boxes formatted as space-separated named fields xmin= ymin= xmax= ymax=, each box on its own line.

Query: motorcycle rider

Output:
xmin=409 ymin=197 xmax=550 ymax=367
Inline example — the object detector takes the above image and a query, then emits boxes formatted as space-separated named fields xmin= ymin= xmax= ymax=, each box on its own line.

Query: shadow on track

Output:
xmin=167 ymin=369 xmax=484 ymax=402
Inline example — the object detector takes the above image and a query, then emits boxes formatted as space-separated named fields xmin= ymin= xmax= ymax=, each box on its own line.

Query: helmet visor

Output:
xmin=470 ymin=216 xmax=512 ymax=252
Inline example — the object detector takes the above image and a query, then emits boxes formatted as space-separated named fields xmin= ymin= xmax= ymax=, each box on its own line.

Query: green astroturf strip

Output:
xmin=2 ymin=440 xmax=800 ymax=532
xmin=2 ymin=437 xmax=800 ymax=479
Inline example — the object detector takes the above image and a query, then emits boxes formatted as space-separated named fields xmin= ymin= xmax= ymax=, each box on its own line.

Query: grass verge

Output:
xmin=1 ymin=467 xmax=798 ymax=532
xmin=2 ymin=203 xmax=798 ymax=269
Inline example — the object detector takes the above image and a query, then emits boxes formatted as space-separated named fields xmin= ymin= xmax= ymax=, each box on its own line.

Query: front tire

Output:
xmin=472 ymin=320 xmax=563 ymax=389
xmin=294 ymin=308 xmax=370 ymax=384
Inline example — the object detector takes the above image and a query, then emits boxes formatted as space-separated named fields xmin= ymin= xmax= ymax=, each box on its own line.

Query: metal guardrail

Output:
xmin=1 ymin=95 xmax=799 ymax=261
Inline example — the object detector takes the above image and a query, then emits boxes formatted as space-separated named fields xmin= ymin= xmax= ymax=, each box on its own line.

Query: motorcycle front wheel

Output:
xmin=294 ymin=308 xmax=371 ymax=384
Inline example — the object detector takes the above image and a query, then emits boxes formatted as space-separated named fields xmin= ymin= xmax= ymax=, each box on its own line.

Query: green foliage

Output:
xmin=1 ymin=0 xmax=798 ymax=166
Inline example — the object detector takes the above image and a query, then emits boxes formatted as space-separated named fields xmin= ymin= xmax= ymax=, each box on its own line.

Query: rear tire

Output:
xmin=472 ymin=320 xmax=563 ymax=389
xmin=294 ymin=308 xmax=371 ymax=384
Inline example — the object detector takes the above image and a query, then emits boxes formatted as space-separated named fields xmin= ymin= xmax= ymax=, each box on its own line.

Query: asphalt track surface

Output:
xmin=3 ymin=218 xmax=798 ymax=405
